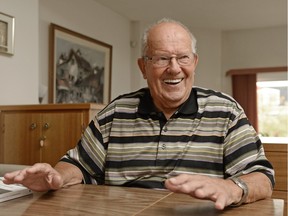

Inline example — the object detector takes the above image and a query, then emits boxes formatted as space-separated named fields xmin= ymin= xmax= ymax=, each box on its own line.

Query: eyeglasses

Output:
xmin=143 ymin=54 xmax=195 ymax=68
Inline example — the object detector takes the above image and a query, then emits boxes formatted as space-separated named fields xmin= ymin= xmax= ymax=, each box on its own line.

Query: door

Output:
xmin=40 ymin=111 xmax=84 ymax=166
xmin=0 ymin=112 xmax=42 ymax=165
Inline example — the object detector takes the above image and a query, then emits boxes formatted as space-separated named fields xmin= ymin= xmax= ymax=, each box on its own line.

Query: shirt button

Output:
xmin=161 ymin=143 xmax=166 ymax=150
xmin=163 ymin=127 xmax=168 ymax=132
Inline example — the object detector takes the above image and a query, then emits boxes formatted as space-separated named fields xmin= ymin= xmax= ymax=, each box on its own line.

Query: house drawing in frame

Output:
xmin=49 ymin=24 xmax=112 ymax=104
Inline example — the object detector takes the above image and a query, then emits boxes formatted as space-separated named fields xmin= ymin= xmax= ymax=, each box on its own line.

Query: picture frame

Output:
xmin=49 ymin=23 xmax=112 ymax=104
xmin=0 ymin=12 xmax=15 ymax=55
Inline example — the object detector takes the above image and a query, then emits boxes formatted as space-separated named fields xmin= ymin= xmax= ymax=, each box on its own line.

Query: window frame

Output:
xmin=226 ymin=66 xmax=288 ymax=141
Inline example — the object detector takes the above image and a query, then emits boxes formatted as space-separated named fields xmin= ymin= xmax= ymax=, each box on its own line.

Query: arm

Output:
xmin=3 ymin=161 xmax=83 ymax=192
xmin=54 ymin=161 xmax=83 ymax=188
xmin=238 ymin=172 xmax=272 ymax=203
xmin=165 ymin=172 xmax=272 ymax=210
xmin=164 ymin=94 xmax=274 ymax=210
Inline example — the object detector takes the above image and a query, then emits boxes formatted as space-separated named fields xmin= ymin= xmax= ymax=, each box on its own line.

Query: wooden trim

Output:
xmin=263 ymin=143 xmax=287 ymax=192
xmin=263 ymin=143 xmax=288 ymax=152
xmin=226 ymin=66 xmax=288 ymax=76
xmin=0 ymin=103 xmax=105 ymax=111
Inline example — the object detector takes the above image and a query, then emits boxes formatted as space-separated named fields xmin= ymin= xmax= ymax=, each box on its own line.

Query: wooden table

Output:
xmin=0 ymin=184 xmax=284 ymax=216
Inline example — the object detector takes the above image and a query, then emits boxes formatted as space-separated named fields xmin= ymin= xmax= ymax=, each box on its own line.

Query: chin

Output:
xmin=165 ymin=94 xmax=185 ymax=103
xmin=168 ymin=89 xmax=190 ymax=100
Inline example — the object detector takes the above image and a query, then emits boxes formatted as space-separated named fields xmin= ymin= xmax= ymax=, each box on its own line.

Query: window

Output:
xmin=227 ymin=67 xmax=288 ymax=144
xmin=257 ymin=72 xmax=288 ymax=143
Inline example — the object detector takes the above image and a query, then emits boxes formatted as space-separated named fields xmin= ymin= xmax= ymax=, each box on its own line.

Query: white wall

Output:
xmin=0 ymin=0 xmax=286 ymax=105
xmin=130 ymin=21 xmax=145 ymax=92
xmin=39 ymin=0 xmax=131 ymax=103
xmin=0 ymin=0 xmax=131 ymax=105
xmin=222 ymin=26 xmax=287 ymax=94
xmin=192 ymin=28 xmax=222 ymax=91
xmin=0 ymin=0 xmax=39 ymax=105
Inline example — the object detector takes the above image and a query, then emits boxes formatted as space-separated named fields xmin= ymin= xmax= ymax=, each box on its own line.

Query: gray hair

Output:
xmin=141 ymin=18 xmax=197 ymax=56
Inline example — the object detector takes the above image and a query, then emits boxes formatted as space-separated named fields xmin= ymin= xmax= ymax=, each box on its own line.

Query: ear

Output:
xmin=193 ymin=54 xmax=199 ymax=69
xmin=138 ymin=58 xmax=147 ymax=79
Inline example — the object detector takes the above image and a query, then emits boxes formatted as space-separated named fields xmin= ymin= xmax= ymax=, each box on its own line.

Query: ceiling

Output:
xmin=94 ymin=0 xmax=287 ymax=30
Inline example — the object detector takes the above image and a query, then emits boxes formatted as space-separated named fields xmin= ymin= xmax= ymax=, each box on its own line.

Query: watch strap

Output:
xmin=230 ymin=177 xmax=248 ymax=206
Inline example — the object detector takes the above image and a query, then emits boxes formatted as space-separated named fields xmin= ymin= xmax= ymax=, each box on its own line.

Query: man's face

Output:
xmin=138 ymin=22 xmax=198 ymax=112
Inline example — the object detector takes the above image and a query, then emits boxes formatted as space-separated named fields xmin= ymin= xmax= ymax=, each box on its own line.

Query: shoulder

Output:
xmin=193 ymin=86 xmax=244 ymax=113
xmin=194 ymin=86 xmax=235 ymax=102
xmin=112 ymin=88 xmax=148 ymax=101
xmin=97 ymin=88 xmax=147 ymax=117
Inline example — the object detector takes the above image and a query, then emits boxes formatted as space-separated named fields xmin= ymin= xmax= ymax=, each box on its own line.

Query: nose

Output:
xmin=167 ymin=57 xmax=181 ymax=73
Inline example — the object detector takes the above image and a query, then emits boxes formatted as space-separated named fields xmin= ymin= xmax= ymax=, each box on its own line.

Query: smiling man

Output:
xmin=4 ymin=18 xmax=274 ymax=210
xmin=138 ymin=20 xmax=198 ymax=119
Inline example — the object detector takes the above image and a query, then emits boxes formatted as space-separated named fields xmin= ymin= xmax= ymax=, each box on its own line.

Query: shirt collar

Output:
xmin=138 ymin=88 xmax=198 ymax=115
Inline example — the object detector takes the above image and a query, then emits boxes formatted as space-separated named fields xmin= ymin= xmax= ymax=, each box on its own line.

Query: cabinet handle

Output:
xmin=40 ymin=140 xmax=44 ymax=147
xmin=43 ymin=123 xmax=50 ymax=129
xmin=30 ymin=123 xmax=37 ymax=130
xmin=40 ymin=136 xmax=46 ymax=147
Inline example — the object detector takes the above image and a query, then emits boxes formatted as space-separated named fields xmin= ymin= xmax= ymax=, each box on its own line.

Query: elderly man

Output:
xmin=4 ymin=18 xmax=274 ymax=210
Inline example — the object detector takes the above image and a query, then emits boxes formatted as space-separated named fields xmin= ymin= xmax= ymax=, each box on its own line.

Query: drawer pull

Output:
xmin=40 ymin=140 xmax=44 ymax=147
xmin=43 ymin=123 xmax=50 ymax=129
xmin=30 ymin=123 xmax=37 ymax=130
xmin=40 ymin=136 xmax=46 ymax=147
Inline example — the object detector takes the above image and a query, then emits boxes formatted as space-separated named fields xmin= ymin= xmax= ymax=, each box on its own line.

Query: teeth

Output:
xmin=164 ymin=78 xmax=183 ymax=84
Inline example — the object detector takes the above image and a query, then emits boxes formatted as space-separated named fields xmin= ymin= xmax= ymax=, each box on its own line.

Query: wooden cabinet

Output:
xmin=263 ymin=143 xmax=287 ymax=216
xmin=0 ymin=103 xmax=104 ymax=166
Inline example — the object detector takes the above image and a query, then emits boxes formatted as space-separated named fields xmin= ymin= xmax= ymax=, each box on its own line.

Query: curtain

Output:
xmin=231 ymin=74 xmax=258 ymax=131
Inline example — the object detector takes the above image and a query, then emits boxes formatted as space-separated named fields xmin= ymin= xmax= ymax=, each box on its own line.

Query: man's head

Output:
xmin=138 ymin=18 xmax=198 ymax=116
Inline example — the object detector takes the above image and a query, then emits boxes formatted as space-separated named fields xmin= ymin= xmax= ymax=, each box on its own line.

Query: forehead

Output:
xmin=146 ymin=23 xmax=192 ymax=53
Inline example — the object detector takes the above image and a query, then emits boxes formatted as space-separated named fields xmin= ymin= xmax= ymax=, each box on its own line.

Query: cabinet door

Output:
xmin=0 ymin=112 xmax=41 ymax=165
xmin=41 ymin=111 xmax=84 ymax=166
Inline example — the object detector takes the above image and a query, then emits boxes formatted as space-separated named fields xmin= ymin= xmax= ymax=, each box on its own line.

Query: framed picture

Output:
xmin=49 ymin=23 xmax=112 ymax=104
xmin=0 ymin=12 xmax=15 ymax=55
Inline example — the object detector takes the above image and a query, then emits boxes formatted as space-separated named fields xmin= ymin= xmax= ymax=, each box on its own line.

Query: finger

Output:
xmin=166 ymin=174 xmax=190 ymax=186
xmin=4 ymin=170 xmax=21 ymax=178
xmin=165 ymin=178 xmax=182 ymax=191
xmin=166 ymin=178 xmax=198 ymax=194
xmin=3 ymin=168 xmax=28 ymax=182
xmin=49 ymin=174 xmax=63 ymax=190
xmin=25 ymin=163 xmax=50 ymax=174
xmin=7 ymin=169 xmax=31 ymax=183
xmin=214 ymin=195 xmax=227 ymax=210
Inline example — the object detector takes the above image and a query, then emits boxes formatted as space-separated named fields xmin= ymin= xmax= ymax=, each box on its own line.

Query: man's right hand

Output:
xmin=3 ymin=163 xmax=64 ymax=192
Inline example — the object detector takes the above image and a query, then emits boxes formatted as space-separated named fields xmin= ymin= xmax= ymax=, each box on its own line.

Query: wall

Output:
xmin=0 ymin=0 xmax=39 ymax=105
xmin=0 ymin=0 xmax=131 ymax=105
xmin=39 ymin=0 xmax=131 ymax=103
xmin=222 ymin=26 xmax=287 ymax=94
xmin=192 ymin=28 xmax=222 ymax=91
xmin=0 ymin=0 xmax=286 ymax=105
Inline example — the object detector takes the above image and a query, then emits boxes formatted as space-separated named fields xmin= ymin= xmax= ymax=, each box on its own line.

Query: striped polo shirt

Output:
xmin=61 ymin=87 xmax=275 ymax=189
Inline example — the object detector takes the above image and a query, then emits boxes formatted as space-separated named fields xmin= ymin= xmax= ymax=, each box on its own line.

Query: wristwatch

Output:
xmin=230 ymin=177 xmax=248 ymax=206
